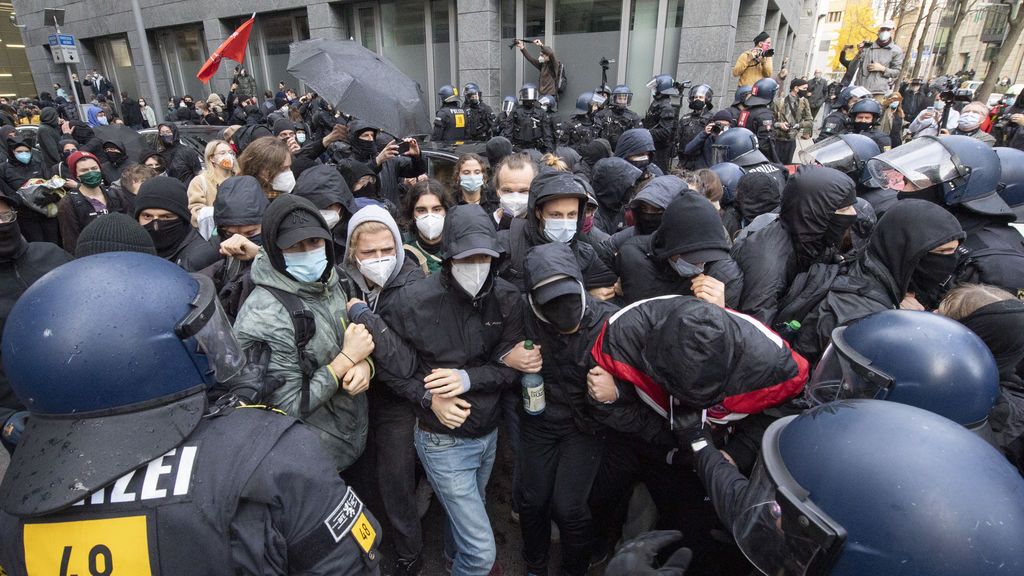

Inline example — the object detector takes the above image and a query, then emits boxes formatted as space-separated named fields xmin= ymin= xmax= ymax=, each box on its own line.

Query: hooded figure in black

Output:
xmin=204 ymin=175 xmax=270 ymax=321
xmin=156 ymin=123 xmax=202 ymax=185
xmin=293 ymin=164 xmax=360 ymax=260
xmin=36 ymin=107 xmax=63 ymax=169
xmin=497 ymin=170 xmax=617 ymax=293
xmin=0 ymin=135 xmax=57 ymax=245
xmin=98 ymin=134 xmax=135 ymax=185
xmin=732 ymin=165 xmax=858 ymax=323
xmin=599 ymin=175 xmax=686 ymax=266
xmin=613 ymin=128 xmax=665 ymax=177
xmin=342 ymin=120 xmax=427 ymax=210
xmin=590 ymin=156 xmax=644 ymax=235
xmin=517 ymin=242 xmax=619 ymax=576
xmin=960 ymin=299 xmax=1024 ymax=474
xmin=573 ymin=138 xmax=612 ymax=184
xmin=0 ymin=196 xmax=72 ymax=452
xmin=618 ymin=191 xmax=744 ymax=307
xmin=134 ymin=176 xmax=220 ymax=272
xmin=730 ymin=171 xmax=782 ymax=239
xmin=794 ymin=199 xmax=965 ymax=363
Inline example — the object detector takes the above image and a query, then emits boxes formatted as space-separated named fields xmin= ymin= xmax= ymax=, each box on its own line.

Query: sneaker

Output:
xmin=394 ymin=557 xmax=421 ymax=576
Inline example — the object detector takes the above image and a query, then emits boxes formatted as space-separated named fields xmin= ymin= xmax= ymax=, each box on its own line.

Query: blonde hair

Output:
xmin=347 ymin=221 xmax=393 ymax=266
xmin=203 ymin=139 xmax=238 ymax=188
xmin=540 ymin=153 xmax=568 ymax=172
xmin=937 ymin=283 xmax=1016 ymax=321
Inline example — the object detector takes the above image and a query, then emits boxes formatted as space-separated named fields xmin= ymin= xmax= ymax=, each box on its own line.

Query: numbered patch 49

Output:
xmin=23 ymin=516 xmax=152 ymax=575
xmin=324 ymin=487 xmax=376 ymax=553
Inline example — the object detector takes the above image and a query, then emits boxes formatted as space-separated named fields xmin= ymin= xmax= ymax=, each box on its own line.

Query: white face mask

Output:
xmin=452 ymin=260 xmax=490 ymax=297
xmin=878 ymin=31 xmax=891 ymax=42
xmin=499 ymin=192 xmax=529 ymax=218
xmin=415 ymin=213 xmax=444 ymax=241
xmin=358 ymin=255 xmax=397 ymax=288
xmin=271 ymin=170 xmax=296 ymax=194
xmin=543 ymin=218 xmax=577 ymax=243
xmin=320 ymin=209 xmax=341 ymax=229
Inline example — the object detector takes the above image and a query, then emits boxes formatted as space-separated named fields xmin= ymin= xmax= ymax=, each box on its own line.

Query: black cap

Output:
xmin=791 ymin=78 xmax=809 ymax=89
xmin=273 ymin=118 xmax=296 ymax=136
xmin=75 ymin=213 xmax=157 ymax=258
xmin=134 ymin=176 xmax=190 ymax=222
xmin=532 ymin=274 xmax=580 ymax=305
xmin=275 ymin=209 xmax=332 ymax=249
xmin=753 ymin=31 xmax=770 ymax=45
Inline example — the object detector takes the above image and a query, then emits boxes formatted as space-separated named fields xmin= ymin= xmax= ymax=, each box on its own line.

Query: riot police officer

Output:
xmin=711 ymin=127 xmax=787 ymax=191
xmin=735 ymin=77 xmax=778 ymax=162
xmin=432 ymin=84 xmax=468 ymax=142
xmin=504 ymin=83 xmax=554 ymax=152
xmin=564 ymin=91 xmax=600 ymax=152
xmin=726 ymin=85 xmax=752 ymax=124
xmin=816 ymin=84 xmax=872 ymax=142
xmin=643 ymin=74 xmax=681 ymax=172
xmin=0 ymin=252 xmax=382 ymax=575
xmin=498 ymin=95 xmax=517 ymax=135
xmin=538 ymin=94 xmax=562 ymax=147
xmin=594 ymin=84 xmax=642 ymax=150
xmin=848 ymin=98 xmax=891 ymax=150
xmin=677 ymin=84 xmax=716 ymax=170
xmin=463 ymin=82 xmax=496 ymax=141
xmin=800 ymin=133 xmax=894 ymax=214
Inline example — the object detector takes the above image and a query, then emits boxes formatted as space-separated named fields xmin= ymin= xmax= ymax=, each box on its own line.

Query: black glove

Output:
xmin=670 ymin=408 xmax=709 ymax=451
xmin=605 ymin=531 xmax=692 ymax=576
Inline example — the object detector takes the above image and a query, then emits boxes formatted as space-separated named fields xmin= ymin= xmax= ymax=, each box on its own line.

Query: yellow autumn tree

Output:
xmin=830 ymin=0 xmax=879 ymax=70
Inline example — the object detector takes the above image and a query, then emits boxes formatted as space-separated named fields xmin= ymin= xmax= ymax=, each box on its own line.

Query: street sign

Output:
xmin=47 ymin=34 xmax=75 ymax=47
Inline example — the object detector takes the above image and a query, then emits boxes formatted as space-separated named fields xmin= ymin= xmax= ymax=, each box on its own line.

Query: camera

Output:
xmin=762 ymin=48 xmax=775 ymax=58
xmin=710 ymin=123 xmax=723 ymax=135
xmin=600 ymin=57 xmax=614 ymax=69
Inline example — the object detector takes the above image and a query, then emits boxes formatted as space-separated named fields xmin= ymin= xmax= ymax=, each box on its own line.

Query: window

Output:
xmin=380 ymin=0 xmax=428 ymax=117
xmin=551 ymin=0 xmax=623 ymax=107
xmin=153 ymin=26 xmax=209 ymax=100
xmin=525 ymin=0 xmax=545 ymax=38
xmin=827 ymin=11 xmax=842 ymax=23
xmin=980 ymin=4 xmax=1010 ymax=43
xmin=819 ymin=39 xmax=831 ymax=52
xmin=626 ymin=0 xmax=660 ymax=113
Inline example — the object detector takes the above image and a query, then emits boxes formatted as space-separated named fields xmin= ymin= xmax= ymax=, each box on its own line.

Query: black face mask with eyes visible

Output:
xmin=909 ymin=249 xmax=962 ymax=310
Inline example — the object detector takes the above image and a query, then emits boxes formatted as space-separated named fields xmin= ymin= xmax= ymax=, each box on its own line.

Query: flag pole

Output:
xmin=130 ymin=0 xmax=163 ymax=123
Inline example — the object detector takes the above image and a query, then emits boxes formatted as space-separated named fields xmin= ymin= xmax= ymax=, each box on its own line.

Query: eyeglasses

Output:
xmin=0 ymin=210 xmax=17 ymax=224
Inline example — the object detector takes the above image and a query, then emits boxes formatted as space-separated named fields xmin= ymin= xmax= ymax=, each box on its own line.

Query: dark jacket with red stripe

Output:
xmin=588 ymin=295 xmax=808 ymax=441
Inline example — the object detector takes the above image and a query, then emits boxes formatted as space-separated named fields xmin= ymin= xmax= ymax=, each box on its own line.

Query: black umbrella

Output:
xmin=94 ymin=125 xmax=147 ymax=163
xmin=287 ymin=38 xmax=430 ymax=138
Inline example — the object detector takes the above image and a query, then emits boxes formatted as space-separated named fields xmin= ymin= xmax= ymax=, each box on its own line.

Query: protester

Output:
xmin=57 ymin=150 xmax=128 ymax=252
xmin=187 ymin=139 xmax=239 ymax=226
xmin=134 ymin=176 xmax=220 ymax=271
xmin=402 ymin=178 xmax=453 ymax=274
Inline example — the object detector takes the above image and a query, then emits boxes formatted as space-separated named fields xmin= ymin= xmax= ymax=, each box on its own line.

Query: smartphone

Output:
xmin=397 ymin=140 xmax=412 ymax=155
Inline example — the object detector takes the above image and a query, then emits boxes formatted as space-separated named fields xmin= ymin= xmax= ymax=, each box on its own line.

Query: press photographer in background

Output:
xmin=732 ymin=31 xmax=774 ymax=87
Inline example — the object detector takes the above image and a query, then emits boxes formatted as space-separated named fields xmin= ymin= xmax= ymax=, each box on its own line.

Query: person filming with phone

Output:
xmin=732 ymin=31 xmax=774 ymax=87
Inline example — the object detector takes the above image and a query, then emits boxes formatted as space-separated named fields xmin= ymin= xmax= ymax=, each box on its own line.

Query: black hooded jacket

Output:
xmin=734 ymin=171 xmax=781 ymax=228
xmin=157 ymin=123 xmax=202 ymax=185
xmin=598 ymin=175 xmax=686 ymax=267
xmin=37 ymin=108 xmax=63 ymax=168
xmin=732 ymin=166 xmax=856 ymax=323
xmin=346 ymin=120 xmax=427 ymax=208
xmin=0 ymin=136 xmax=44 ymax=199
xmin=386 ymin=204 xmax=524 ymax=437
xmin=573 ymin=138 xmax=612 ymax=184
xmin=794 ymin=199 xmax=964 ymax=362
xmin=293 ymin=165 xmax=359 ymax=260
xmin=618 ymin=192 xmax=744 ymax=306
xmin=590 ymin=157 xmax=643 ymax=235
xmin=497 ymin=170 xmax=617 ymax=291
xmin=953 ymin=207 xmax=1024 ymax=295
xmin=203 ymin=176 xmax=270 ymax=320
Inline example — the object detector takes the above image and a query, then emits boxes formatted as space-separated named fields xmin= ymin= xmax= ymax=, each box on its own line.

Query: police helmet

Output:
xmin=0 ymin=252 xmax=245 ymax=516
xmin=575 ymin=91 xmax=595 ymax=114
xmin=735 ymin=400 xmax=1024 ymax=575
xmin=746 ymin=78 xmax=778 ymax=106
xmin=799 ymin=134 xmax=880 ymax=184
xmin=710 ymin=162 xmax=745 ymax=205
xmin=611 ymin=84 xmax=633 ymax=108
xmin=849 ymin=98 xmax=882 ymax=122
xmin=502 ymin=95 xmax=517 ymax=115
xmin=463 ymin=82 xmax=481 ymax=97
xmin=538 ymin=94 xmax=557 ymax=112
xmin=439 ymin=84 xmax=460 ymax=104
xmin=994 ymin=147 xmax=1024 ymax=221
xmin=520 ymin=83 xmax=539 ymax=102
xmin=867 ymin=135 xmax=1011 ymax=215
xmin=733 ymin=85 xmax=753 ymax=106
xmin=711 ymin=127 xmax=767 ymax=166
xmin=838 ymin=85 xmax=871 ymax=110
xmin=808 ymin=310 xmax=999 ymax=428
xmin=648 ymin=74 xmax=678 ymax=96
xmin=689 ymin=84 xmax=714 ymax=103
xmin=595 ymin=84 xmax=612 ymax=97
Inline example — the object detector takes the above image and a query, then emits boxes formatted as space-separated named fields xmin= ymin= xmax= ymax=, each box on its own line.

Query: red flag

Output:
xmin=197 ymin=15 xmax=255 ymax=84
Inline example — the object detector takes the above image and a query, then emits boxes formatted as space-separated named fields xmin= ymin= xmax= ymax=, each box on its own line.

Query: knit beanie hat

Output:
xmin=66 ymin=150 xmax=100 ymax=176
xmin=75 ymin=213 xmax=157 ymax=258
xmin=134 ymin=176 xmax=191 ymax=222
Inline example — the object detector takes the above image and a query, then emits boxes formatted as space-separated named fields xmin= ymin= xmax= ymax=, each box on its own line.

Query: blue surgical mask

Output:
xmin=543 ymin=218 xmax=577 ymax=243
xmin=97 ymin=116 xmax=109 ymax=126
xmin=460 ymin=174 xmax=484 ymax=192
xmin=14 ymin=151 xmax=32 ymax=165
xmin=296 ymin=133 xmax=307 ymax=144
xmin=283 ymin=246 xmax=328 ymax=283
xmin=889 ymin=102 xmax=899 ymax=110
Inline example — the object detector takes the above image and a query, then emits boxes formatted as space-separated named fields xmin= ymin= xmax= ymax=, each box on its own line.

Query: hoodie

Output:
xmin=214 ymin=175 xmax=269 ymax=228
xmin=342 ymin=204 xmax=407 ymax=303
xmin=37 ymin=108 xmax=63 ymax=168
xmin=157 ymin=122 xmax=202 ymax=184
xmin=591 ymin=157 xmax=643 ymax=234
xmin=86 ymin=105 xmax=105 ymax=128
xmin=779 ymin=165 xmax=857 ymax=270
xmin=735 ymin=171 xmax=781 ymax=225
xmin=601 ymin=175 xmax=687 ymax=260
xmin=614 ymin=128 xmax=656 ymax=160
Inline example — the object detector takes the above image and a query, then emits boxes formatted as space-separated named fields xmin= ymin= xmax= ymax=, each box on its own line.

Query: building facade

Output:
xmin=10 ymin=0 xmax=804 ymax=124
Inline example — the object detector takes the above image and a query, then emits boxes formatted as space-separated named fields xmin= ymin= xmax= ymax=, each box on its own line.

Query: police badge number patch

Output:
xmin=325 ymin=487 xmax=364 ymax=542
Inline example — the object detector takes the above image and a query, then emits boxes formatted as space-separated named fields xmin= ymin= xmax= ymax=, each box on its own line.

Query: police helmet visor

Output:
xmin=591 ymin=93 xmax=607 ymax=106
xmin=692 ymin=85 xmax=712 ymax=100
xmin=645 ymin=78 xmax=659 ymax=91
xmin=799 ymin=136 xmax=859 ymax=175
xmin=176 ymin=274 xmax=245 ymax=382
xmin=521 ymin=87 xmax=538 ymax=102
xmin=866 ymin=137 xmax=960 ymax=192
xmin=502 ymin=99 xmax=516 ymax=115
xmin=733 ymin=427 xmax=847 ymax=576
xmin=806 ymin=339 xmax=895 ymax=406
xmin=613 ymin=93 xmax=631 ymax=107
xmin=711 ymin=144 xmax=730 ymax=166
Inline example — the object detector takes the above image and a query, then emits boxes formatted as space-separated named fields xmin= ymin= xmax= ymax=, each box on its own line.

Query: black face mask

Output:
xmin=62 ymin=149 xmax=78 ymax=160
xmin=144 ymin=218 xmax=189 ymax=253
xmin=355 ymin=181 xmax=378 ymax=199
xmin=851 ymin=121 xmax=873 ymax=133
xmin=628 ymin=158 xmax=651 ymax=171
xmin=823 ymin=212 xmax=858 ymax=248
xmin=0 ymin=221 xmax=25 ymax=260
xmin=350 ymin=137 xmax=379 ymax=162
xmin=538 ymin=293 xmax=584 ymax=333
xmin=797 ymin=90 xmax=809 ymax=98
xmin=634 ymin=212 xmax=663 ymax=235
xmin=909 ymin=249 xmax=962 ymax=309
xmin=897 ymin=184 xmax=945 ymax=206
xmin=106 ymin=150 xmax=125 ymax=164
xmin=689 ymin=100 xmax=707 ymax=112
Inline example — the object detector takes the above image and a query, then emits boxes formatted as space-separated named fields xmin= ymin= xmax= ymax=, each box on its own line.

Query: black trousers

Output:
xmin=18 ymin=211 xmax=60 ymax=245
xmin=516 ymin=415 xmax=603 ymax=576
xmin=773 ymin=138 xmax=798 ymax=164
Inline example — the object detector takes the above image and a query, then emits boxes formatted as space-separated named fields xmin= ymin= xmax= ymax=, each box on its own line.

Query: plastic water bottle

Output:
xmin=521 ymin=340 xmax=545 ymax=415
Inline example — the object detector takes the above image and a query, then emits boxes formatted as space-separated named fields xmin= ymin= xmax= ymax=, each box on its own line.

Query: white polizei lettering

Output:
xmin=89 ymin=488 xmax=105 ymax=505
xmin=173 ymin=446 xmax=197 ymax=496
xmin=109 ymin=469 xmax=138 ymax=503
xmin=140 ymin=448 xmax=175 ymax=500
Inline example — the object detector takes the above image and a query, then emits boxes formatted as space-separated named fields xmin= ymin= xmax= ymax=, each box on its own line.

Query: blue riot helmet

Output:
xmin=807 ymin=310 xmax=999 ymax=429
xmin=647 ymin=74 xmax=678 ymax=96
xmin=733 ymin=85 xmax=753 ymax=106
xmin=438 ymin=84 xmax=460 ymax=105
xmin=837 ymin=84 xmax=871 ymax=110
xmin=688 ymin=84 xmax=714 ymax=111
xmin=710 ymin=162 xmax=746 ymax=205
xmin=848 ymin=97 xmax=882 ymax=127
xmin=746 ymin=77 xmax=778 ymax=106
xmin=611 ymin=84 xmax=633 ymax=109
xmin=0 ymin=252 xmax=245 ymax=516
xmin=575 ymin=91 xmax=595 ymax=114
xmin=595 ymin=84 xmax=612 ymax=99
xmin=867 ymin=135 xmax=1012 ymax=216
xmin=502 ymin=95 xmax=517 ymax=115
xmin=463 ymin=82 xmax=480 ymax=99
xmin=994 ymin=146 xmax=1024 ymax=221
xmin=799 ymin=134 xmax=880 ymax=184
xmin=520 ymin=83 xmax=539 ymax=103
xmin=538 ymin=94 xmax=557 ymax=113
xmin=734 ymin=400 xmax=1024 ymax=575
xmin=711 ymin=127 xmax=767 ymax=166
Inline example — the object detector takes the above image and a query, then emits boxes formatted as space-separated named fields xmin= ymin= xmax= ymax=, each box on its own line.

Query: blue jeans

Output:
xmin=414 ymin=427 xmax=498 ymax=576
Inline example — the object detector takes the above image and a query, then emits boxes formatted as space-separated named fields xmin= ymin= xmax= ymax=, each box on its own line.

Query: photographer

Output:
xmin=732 ymin=31 xmax=774 ymax=87
xmin=516 ymin=39 xmax=560 ymax=99
xmin=681 ymin=110 xmax=734 ymax=169
xmin=853 ymin=21 xmax=903 ymax=96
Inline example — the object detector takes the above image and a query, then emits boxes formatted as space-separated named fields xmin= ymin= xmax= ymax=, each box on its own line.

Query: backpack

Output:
xmin=254 ymin=285 xmax=319 ymax=418
xmin=556 ymin=62 xmax=568 ymax=95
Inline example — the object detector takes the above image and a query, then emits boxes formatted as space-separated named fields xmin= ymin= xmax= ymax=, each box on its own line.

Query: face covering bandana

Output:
xmin=634 ymin=212 xmax=662 ymax=236
xmin=284 ymin=246 xmax=328 ymax=283
xmin=544 ymin=218 xmax=577 ymax=243
xmin=910 ymin=249 xmax=962 ymax=309
xmin=296 ymin=133 xmax=307 ymax=144
xmin=416 ymin=213 xmax=444 ymax=241
xmin=106 ymin=150 xmax=125 ymax=164
xmin=14 ymin=151 xmax=31 ymax=165
xmin=957 ymin=112 xmax=982 ymax=132
xmin=538 ymin=292 xmax=585 ymax=333
xmin=0 ymin=221 xmax=24 ymax=260
xmin=355 ymin=181 xmax=378 ymax=199
xmin=852 ymin=121 xmax=873 ymax=133
xmin=823 ymin=212 xmax=858 ymax=248
xmin=160 ymin=134 xmax=174 ymax=145
xmin=460 ymin=174 xmax=484 ymax=192
xmin=217 ymin=155 xmax=235 ymax=170
xmin=582 ymin=214 xmax=595 ymax=234
xmin=878 ymin=31 xmax=892 ymax=43
xmin=351 ymin=138 xmax=379 ymax=161
xmin=689 ymin=100 xmax=707 ymax=112
xmin=500 ymin=193 xmax=529 ymax=218
xmin=628 ymin=158 xmax=651 ymax=171
xmin=358 ymin=255 xmax=397 ymax=287
xmin=670 ymin=258 xmax=705 ymax=278
xmin=62 ymin=149 xmax=78 ymax=160
xmin=247 ymin=234 xmax=264 ymax=247
xmin=319 ymin=209 xmax=341 ymax=230
xmin=271 ymin=170 xmax=296 ymax=194
xmin=144 ymin=218 xmax=188 ymax=252
xmin=452 ymin=260 xmax=490 ymax=297
xmin=78 ymin=171 xmax=105 ymax=188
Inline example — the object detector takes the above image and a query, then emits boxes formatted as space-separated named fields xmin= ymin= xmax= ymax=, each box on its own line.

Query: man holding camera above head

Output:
xmin=851 ymin=21 xmax=903 ymax=96
xmin=732 ymin=31 xmax=774 ymax=87
xmin=516 ymin=39 xmax=560 ymax=99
